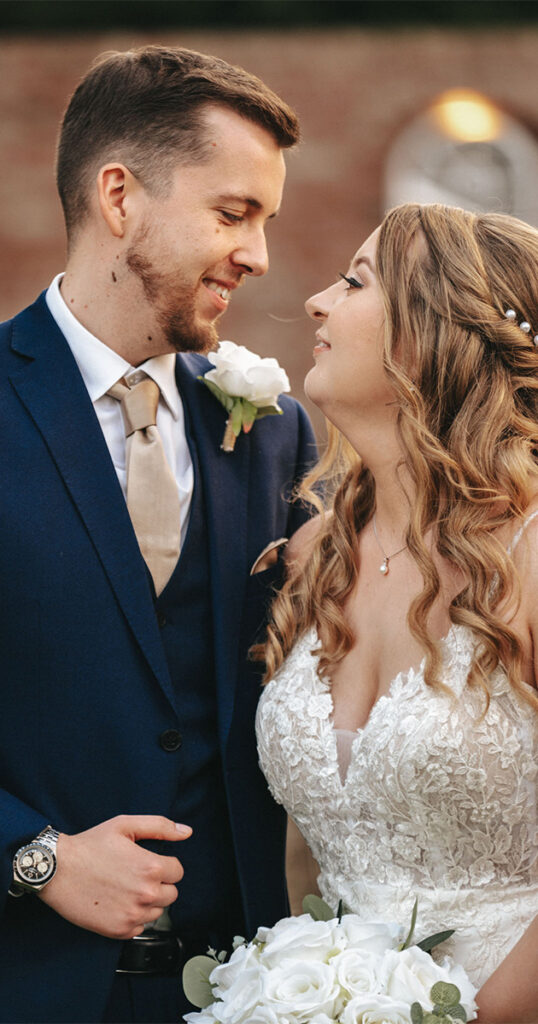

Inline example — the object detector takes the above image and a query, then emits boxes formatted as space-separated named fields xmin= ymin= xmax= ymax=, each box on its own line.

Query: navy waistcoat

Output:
xmin=153 ymin=441 xmax=243 ymax=950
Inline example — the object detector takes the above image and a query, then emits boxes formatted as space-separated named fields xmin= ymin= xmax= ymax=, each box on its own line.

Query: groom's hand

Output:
xmin=38 ymin=815 xmax=192 ymax=939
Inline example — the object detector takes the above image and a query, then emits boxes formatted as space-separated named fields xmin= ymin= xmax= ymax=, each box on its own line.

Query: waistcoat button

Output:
xmin=159 ymin=729 xmax=182 ymax=752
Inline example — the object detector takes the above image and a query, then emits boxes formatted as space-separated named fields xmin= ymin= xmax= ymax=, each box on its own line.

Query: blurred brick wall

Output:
xmin=2 ymin=27 xmax=537 ymax=435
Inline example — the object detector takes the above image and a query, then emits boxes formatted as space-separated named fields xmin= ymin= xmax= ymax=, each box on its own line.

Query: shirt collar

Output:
xmin=45 ymin=274 xmax=180 ymax=419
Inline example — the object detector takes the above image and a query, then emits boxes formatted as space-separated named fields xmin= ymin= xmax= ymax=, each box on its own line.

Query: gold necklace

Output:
xmin=372 ymin=514 xmax=407 ymax=576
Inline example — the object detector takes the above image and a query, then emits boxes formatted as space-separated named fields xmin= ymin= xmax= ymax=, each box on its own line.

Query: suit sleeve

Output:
xmin=0 ymin=790 xmax=50 ymax=902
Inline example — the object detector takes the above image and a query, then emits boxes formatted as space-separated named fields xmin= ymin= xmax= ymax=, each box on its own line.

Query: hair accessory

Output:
xmin=504 ymin=310 xmax=538 ymax=347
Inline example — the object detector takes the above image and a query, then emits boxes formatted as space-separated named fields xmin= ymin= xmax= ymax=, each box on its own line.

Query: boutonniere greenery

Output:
xmin=199 ymin=340 xmax=291 ymax=452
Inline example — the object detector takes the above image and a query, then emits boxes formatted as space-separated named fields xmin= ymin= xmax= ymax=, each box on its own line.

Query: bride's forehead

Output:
xmin=350 ymin=226 xmax=380 ymax=267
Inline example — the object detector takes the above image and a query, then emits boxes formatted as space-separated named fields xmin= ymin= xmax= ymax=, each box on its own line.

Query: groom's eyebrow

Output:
xmin=215 ymin=193 xmax=280 ymax=219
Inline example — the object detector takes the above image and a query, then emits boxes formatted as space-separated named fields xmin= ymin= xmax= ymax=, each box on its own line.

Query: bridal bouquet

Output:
xmin=182 ymin=898 xmax=477 ymax=1024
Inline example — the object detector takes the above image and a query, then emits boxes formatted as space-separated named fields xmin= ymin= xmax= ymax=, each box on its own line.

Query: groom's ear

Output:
xmin=96 ymin=163 xmax=142 ymax=239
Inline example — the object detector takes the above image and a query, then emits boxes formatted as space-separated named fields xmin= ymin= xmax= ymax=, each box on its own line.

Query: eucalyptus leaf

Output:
xmin=411 ymin=1002 xmax=423 ymax=1024
xmin=430 ymin=982 xmax=461 ymax=1008
xmin=302 ymin=894 xmax=335 ymax=921
xmin=400 ymin=897 xmax=418 ymax=950
xmin=417 ymin=929 xmax=455 ymax=953
xmin=182 ymin=955 xmax=216 ymax=1009
xmin=447 ymin=1005 xmax=467 ymax=1022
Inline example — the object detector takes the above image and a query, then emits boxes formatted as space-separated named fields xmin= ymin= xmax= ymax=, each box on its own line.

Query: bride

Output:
xmin=256 ymin=203 xmax=538 ymax=1023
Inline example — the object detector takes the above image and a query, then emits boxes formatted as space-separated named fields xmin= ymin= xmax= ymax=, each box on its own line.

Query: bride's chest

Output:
xmin=256 ymin=628 xmax=538 ymax=823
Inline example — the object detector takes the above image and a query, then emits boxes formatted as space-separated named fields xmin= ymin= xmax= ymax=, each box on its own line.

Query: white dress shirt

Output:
xmin=46 ymin=274 xmax=194 ymax=546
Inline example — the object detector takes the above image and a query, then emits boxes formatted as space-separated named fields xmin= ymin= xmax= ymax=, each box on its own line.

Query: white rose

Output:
xmin=205 ymin=341 xmax=290 ymax=408
xmin=209 ymin=940 xmax=262 ymax=993
xmin=332 ymin=949 xmax=382 ymax=998
xmin=260 ymin=914 xmax=344 ymax=968
xmin=262 ymin=958 xmax=341 ymax=1023
xmin=340 ymin=994 xmax=412 ymax=1024
xmin=239 ymin=1008 xmax=280 ymax=1024
xmin=183 ymin=1011 xmax=218 ymax=1024
xmin=381 ymin=946 xmax=457 ymax=1009
xmin=339 ymin=916 xmax=403 ymax=957
xmin=210 ymin=963 xmax=267 ymax=1023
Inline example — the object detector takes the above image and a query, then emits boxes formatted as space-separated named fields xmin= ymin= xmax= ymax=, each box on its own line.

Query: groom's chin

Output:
xmin=166 ymin=317 xmax=219 ymax=355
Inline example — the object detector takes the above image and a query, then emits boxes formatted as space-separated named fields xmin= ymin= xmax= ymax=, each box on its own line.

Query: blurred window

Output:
xmin=384 ymin=89 xmax=538 ymax=226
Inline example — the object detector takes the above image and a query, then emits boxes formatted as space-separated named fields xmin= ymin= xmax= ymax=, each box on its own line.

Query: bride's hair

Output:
xmin=260 ymin=202 xmax=538 ymax=710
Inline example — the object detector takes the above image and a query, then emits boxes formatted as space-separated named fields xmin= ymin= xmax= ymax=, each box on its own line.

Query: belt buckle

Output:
xmin=116 ymin=930 xmax=184 ymax=976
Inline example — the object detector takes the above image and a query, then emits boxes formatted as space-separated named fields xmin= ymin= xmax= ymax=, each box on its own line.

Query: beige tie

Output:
xmin=108 ymin=376 xmax=181 ymax=596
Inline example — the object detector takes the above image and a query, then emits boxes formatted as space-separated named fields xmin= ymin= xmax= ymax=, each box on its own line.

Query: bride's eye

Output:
xmin=339 ymin=272 xmax=363 ymax=290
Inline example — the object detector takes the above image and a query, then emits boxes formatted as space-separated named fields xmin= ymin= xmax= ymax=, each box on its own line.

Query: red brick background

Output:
xmin=2 ymin=28 xmax=537 ymax=434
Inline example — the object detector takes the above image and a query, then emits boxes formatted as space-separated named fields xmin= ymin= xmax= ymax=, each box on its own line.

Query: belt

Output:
xmin=116 ymin=930 xmax=184 ymax=976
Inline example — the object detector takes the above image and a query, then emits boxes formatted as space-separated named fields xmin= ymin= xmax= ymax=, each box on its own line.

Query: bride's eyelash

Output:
xmin=339 ymin=272 xmax=363 ymax=289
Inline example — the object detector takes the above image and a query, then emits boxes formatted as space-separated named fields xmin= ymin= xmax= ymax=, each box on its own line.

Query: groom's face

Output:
xmin=125 ymin=104 xmax=287 ymax=355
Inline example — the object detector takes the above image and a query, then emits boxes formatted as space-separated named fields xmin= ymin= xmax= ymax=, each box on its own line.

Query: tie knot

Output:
xmin=109 ymin=377 xmax=160 ymax=437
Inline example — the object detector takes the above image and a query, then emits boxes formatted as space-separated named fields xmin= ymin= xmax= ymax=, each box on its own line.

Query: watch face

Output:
xmin=14 ymin=844 xmax=55 ymax=887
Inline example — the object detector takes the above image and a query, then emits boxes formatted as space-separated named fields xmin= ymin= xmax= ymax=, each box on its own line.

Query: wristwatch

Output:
xmin=9 ymin=826 xmax=60 ymax=897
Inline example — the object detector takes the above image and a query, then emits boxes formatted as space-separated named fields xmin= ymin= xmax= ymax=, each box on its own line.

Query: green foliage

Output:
xmin=181 ymin=955 xmax=217 ymax=1010
xmin=431 ymin=982 xmax=461 ymax=1007
xmin=199 ymin=378 xmax=281 ymax=437
xmin=411 ymin=1003 xmax=423 ymax=1024
xmin=417 ymin=930 xmax=455 ymax=953
xmin=414 ymin=982 xmax=468 ymax=1023
xmin=400 ymin=897 xmax=418 ymax=950
xmin=302 ymin=893 xmax=335 ymax=921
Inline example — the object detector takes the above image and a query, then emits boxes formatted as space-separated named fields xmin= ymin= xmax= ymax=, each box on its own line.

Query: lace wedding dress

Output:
xmin=257 ymin=565 xmax=538 ymax=989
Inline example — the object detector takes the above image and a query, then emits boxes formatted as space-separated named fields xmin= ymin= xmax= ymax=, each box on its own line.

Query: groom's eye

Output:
xmin=219 ymin=211 xmax=244 ymax=224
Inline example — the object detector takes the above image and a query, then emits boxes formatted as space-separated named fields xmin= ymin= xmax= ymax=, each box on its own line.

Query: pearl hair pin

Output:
xmin=505 ymin=309 xmax=538 ymax=347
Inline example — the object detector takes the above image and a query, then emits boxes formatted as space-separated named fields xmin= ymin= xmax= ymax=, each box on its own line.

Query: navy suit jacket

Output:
xmin=0 ymin=294 xmax=316 ymax=1022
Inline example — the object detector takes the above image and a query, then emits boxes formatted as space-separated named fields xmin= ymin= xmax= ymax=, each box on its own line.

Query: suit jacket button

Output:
xmin=159 ymin=729 xmax=182 ymax=752
xmin=156 ymin=610 xmax=167 ymax=628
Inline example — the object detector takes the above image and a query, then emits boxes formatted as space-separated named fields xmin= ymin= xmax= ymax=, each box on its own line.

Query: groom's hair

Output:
xmin=56 ymin=45 xmax=300 ymax=240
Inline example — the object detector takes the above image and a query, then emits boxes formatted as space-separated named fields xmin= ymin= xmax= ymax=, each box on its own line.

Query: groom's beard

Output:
xmin=126 ymin=244 xmax=219 ymax=356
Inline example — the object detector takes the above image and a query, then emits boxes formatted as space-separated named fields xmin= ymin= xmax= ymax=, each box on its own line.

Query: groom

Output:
xmin=0 ymin=46 xmax=315 ymax=1023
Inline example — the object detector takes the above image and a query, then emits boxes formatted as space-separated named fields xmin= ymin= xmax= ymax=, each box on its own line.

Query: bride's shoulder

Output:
xmin=287 ymin=512 xmax=331 ymax=568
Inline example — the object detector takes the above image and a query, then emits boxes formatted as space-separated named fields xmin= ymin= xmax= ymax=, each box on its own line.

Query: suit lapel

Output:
xmin=9 ymin=296 xmax=176 ymax=708
xmin=176 ymin=354 xmax=250 ymax=746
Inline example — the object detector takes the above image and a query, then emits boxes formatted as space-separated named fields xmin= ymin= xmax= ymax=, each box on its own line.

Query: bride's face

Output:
xmin=304 ymin=228 xmax=395 ymax=428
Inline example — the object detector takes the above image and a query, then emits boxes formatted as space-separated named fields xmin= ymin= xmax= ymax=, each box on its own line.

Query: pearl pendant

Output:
xmin=380 ymin=558 xmax=389 ymax=575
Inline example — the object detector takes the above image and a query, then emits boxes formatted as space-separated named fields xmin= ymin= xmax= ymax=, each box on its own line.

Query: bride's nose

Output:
xmin=305 ymin=285 xmax=334 ymax=321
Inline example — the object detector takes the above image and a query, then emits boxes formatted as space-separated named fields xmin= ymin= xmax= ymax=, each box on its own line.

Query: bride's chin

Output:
xmin=304 ymin=366 xmax=327 ymax=409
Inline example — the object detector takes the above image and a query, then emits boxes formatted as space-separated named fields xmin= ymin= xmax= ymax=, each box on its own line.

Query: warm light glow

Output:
xmin=431 ymin=89 xmax=503 ymax=142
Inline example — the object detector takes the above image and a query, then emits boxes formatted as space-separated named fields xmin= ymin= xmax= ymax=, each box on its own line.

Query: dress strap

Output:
xmin=507 ymin=509 xmax=538 ymax=556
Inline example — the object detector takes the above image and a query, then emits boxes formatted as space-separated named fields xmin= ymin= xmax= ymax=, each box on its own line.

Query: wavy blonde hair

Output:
xmin=261 ymin=203 xmax=538 ymax=710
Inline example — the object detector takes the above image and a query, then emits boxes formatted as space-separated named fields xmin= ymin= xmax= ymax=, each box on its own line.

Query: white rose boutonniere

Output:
xmin=200 ymin=340 xmax=291 ymax=451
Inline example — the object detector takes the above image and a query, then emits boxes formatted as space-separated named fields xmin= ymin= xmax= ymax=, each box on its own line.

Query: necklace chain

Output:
xmin=372 ymin=514 xmax=407 ymax=577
